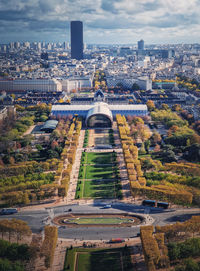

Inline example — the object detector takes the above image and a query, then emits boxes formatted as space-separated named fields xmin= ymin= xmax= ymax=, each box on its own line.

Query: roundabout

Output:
xmin=2 ymin=203 xmax=200 ymax=240
xmin=53 ymin=213 xmax=143 ymax=228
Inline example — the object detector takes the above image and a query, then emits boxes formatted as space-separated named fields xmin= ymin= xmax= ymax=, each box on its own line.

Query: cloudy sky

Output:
xmin=0 ymin=0 xmax=200 ymax=44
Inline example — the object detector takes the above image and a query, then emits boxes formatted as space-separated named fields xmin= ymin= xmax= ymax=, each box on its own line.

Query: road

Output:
xmin=0 ymin=203 xmax=200 ymax=240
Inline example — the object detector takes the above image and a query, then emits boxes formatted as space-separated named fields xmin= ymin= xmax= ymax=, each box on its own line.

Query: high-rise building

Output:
xmin=70 ymin=21 xmax=83 ymax=60
xmin=47 ymin=43 xmax=52 ymax=50
xmin=14 ymin=42 xmax=20 ymax=49
xmin=23 ymin=42 xmax=30 ymax=49
xmin=42 ymin=42 xmax=46 ymax=48
xmin=63 ymin=42 xmax=70 ymax=50
xmin=10 ymin=42 xmax=14 ymax=50
xmin=37 ymin=42 xmax=41 ymax=51
xmin=138 ymin=39 xmax=144 ymax=50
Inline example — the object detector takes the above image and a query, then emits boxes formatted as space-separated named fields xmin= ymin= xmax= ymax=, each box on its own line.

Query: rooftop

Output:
xmin=51 ymin=103 xmax=147 ymax=111
xmin=41 ymin=119 xmax=58 ymax=130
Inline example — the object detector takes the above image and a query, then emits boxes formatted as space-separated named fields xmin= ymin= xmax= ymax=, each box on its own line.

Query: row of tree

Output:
xmin=117 ymin=114 xmax=195 ymax=206
xmin=116 ymin=114 xmax=147 ymax=188
xmin=165 ymin=162 xmax=200 ymax=177
xmin=141 ymin=216 xmax=200 ymax=271
xmin=155 ymin=216 xmax=200 ymax=242
xmin=0 ymin=219 xmax=31 ymax=243
xmin=55 ymin=119 xmax=82 ymax=198
xmin=0 ymin=159 xmax=59 ymax=177
xmin=140 ymin=225 xmax=170 ymax=271
xmin=41 ymin=226 xmax=58 ymax=268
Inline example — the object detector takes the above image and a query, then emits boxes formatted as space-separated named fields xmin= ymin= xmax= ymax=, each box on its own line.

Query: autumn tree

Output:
xmin=146 ymin=100 xmax=155 ymax=111
xmin=161 ymin=103 xmax=169 ymax=110
xmin=22 ymin=192 xmax=30 ymax=205
xmin=152 ymin=131 xmax=162 ymax=144
xmin=172 ymin=104 xmax=182 ymax=112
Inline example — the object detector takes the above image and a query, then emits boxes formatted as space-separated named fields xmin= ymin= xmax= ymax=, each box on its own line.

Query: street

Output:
xmin=1 ymin=203 xmax=199 ymax=240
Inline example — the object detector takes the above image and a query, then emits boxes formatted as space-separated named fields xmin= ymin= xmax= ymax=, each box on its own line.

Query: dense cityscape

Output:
xmin=1 ymin=5 xmax=200 ymax=271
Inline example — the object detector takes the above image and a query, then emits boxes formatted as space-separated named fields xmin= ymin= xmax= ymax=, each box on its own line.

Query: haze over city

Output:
xmin=0 ymin=0 xmax=200 ymax=44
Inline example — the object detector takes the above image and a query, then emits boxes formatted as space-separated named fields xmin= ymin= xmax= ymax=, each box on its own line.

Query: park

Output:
xmin=76 ymin=152 xmax=122 ymax=199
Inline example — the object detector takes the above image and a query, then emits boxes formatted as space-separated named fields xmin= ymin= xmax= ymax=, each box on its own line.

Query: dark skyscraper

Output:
xmin=70 ymin=21 xmax=83 ymax=60
xmin=138 ymin=39 xmax=144 ymax=50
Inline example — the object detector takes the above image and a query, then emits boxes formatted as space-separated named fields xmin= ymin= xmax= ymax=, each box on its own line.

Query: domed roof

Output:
xmin=86 ymin=102 xmax=113 ymax=125
xmin=94 ymin=89 xmax=104 ymax=98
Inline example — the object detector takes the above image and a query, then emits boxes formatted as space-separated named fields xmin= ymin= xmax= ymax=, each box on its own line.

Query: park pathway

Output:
xmin=66 ymin=129 xmax=85 ymax=203
xmin=113 ymin=122 xmax=132 ymax=201
xmin=50 ymin=239 xmax=69 ymax=271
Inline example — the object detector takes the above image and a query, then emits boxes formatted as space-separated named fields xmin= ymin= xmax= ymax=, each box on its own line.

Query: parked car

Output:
xmin=0 ymin=208 xmax=18 ymax=215
xmin=65 ymin=208 xmax=72 ymax=212
xmin=142 ymin=200 xmax=156 ymax=207
xmin=109 ymin=238 xmax=125 ymax=243
xmin=157 ymin=202 xmax=169 ymax=209
xmin=102 ymin=205 xmax=111 ymax=209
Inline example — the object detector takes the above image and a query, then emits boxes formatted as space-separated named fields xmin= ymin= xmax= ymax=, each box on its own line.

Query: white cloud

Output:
xmin=0 ymin=0 xmax=200 ymax=43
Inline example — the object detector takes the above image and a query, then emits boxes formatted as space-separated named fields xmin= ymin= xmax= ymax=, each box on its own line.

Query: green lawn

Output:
xmin=77 ymin=253 xmax=90 ymax=271
xmin=64 ymin=217 xmax=133 ymax=225
xmin=76 ymin=179 xmax=120 ymax=199
xmin=76 ymin=152 xmax=121 ymax=199
xmin=75 ymin=180 xmax=84 ymax=199
xmin=85 ymin=165 xmax=115 ymax=179
xmin=63 ymin=248 xmax=133 ymax=271
xmin=83 ymin=179 xmax=116 ymax=198
xmin=86 ymin=152 xmax=115 ymax=164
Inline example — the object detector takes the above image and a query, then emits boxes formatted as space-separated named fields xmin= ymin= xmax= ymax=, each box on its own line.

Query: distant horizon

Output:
xmin=1 ymin=41 xmax=200 ymax=46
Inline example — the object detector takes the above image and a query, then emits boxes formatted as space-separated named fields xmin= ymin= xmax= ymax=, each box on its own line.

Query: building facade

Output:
xmin=0 ymin=79 xmax=62 ymax=92
xmin=61 ymin=77 xmax=93 ymax=92
xmin=106 ymin=76 xmax=152 ymax=90
xmin=51 ymin=90 xmax=148 ymax=127
xmin=51 ymin=102 xmax=148 ymax=126
xmin=138 ymin=39 xmax=144 ymax=50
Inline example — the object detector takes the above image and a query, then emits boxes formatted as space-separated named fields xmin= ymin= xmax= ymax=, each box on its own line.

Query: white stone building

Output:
xmin=0 ymin=79 xmax=62 ymax=92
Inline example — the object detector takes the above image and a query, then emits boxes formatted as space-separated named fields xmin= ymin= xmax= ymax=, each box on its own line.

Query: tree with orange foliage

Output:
xmin=146 ymin=100 xmax=155 ymax=111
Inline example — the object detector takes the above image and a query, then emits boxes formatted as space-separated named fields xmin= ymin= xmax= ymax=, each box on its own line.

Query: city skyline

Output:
xmin=0 ymin=0 xmax=200 ymax=44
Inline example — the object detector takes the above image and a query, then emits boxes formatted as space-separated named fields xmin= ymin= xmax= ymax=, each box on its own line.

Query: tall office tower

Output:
xmin=70 ymin=21 xmax=83 ymax=60
xmin=24 ymin=42 xmax=30 ymax=49
xmin=2 ymin=45 xmax=7 ymax=52
xmin=10 ymin=42 xmax=14 ymax=50
xmin=37 ymin=42 xmax=42 ymax=51
xmin=63 ymin=42 xmax=69 ymax=50
xmin=14 ymin=42 xmax=20 ymax=49
xmin=138 ymin=39 xmax=144 ymax=50
xmin=47 ymin=43 xmax=52 ymax=50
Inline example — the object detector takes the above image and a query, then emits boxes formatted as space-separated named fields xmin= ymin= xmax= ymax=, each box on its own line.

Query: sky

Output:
xmin=0 ymin=0 xmax=200 ymax=44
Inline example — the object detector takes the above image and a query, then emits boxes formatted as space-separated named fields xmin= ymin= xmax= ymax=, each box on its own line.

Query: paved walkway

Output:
xmin=66 ymin=129 xmax=85 ymax=203
xmin=51 ymin=239 xmax=69 ymax=271
xmin=23 ymin=125 xmax=35 ymax=135
xmin=112 ymin=122 xmax=132 ymax=200
xmin=88 ymin=129 xmax=94 ymax=147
